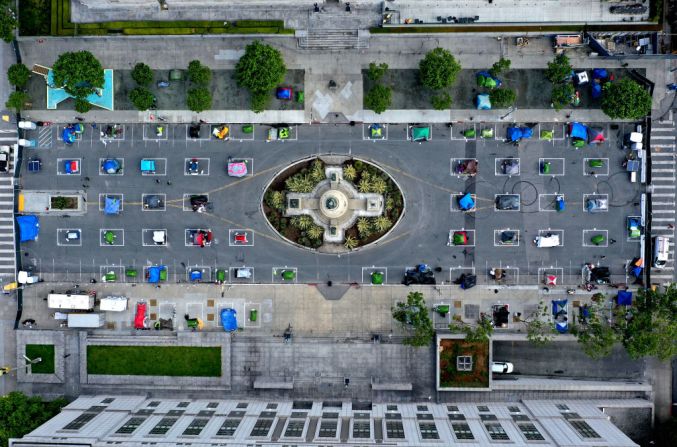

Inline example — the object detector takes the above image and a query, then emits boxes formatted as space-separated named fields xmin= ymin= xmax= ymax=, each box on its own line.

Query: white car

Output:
xmin=491 ymin=362 xmax=514 ymax=374
xmin=18 ymin=121 xmax=37 ymax=130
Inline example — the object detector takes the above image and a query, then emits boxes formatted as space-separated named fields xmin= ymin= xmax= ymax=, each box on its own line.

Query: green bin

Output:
xmin=242 ymin=124 xmax=254 ymax=134
xmin=125 ymin=268 xmax=137 ymax=277
xmin=588 ymin=159 xmax=604 ymax=168
xmin=591 ymin=234 xmax=606 ymax=245
xmin=463 ymin=128 xmax=476 ymax=138
xmin=216 ymin=269 xmax=226 ymax=282
xmin=250 ymin=309 xmax=258 ymax=322
xmin=159 ymin=269 xmax=167 ymax=281
xmin=105 ymin=272 xmax=117 ymax=282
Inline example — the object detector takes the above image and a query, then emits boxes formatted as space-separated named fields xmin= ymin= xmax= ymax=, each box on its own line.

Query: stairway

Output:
xmin=297 ymin=29 xmax=369 ymax=50
xmin=0 ymin=128 xmax=17 ymax=282
xmin=649 ymin=113 xmax=676 ymax=285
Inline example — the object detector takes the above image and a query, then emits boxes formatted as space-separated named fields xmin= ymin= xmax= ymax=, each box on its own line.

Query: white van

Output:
xmin=47 ymin=293 xmax=95 ymax=310
xmin=653 ymin=236 xmax=670 ymax=269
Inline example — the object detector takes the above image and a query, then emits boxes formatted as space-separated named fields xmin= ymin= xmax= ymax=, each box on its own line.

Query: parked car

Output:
xmin=0 ymin=149 xmax=8 ymax=173
xmin=491 ymin=362 xmax=514 ymax=374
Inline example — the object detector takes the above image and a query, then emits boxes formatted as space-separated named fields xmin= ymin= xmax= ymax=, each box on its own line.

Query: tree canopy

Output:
xmin=364 ymin=84 xmax=392 ymax=114
xmin=129 ymin=87 xmax=155 ymax=111
xmin=621 ymin=286 xmax=676 ymax=361
xmin=187 ymin=60 xmax=212 ymax=86
xmin=419 ymin=47 xmax=461 ymax=90
xmin=551 ymin=83 xmax=575 ymax=111
xmin=131 ymin=62 xmax=153 ymax=86
xmin=392 ymin=291 xmax=434 ymax=347
xmin=489 ymin=88 xmax=516 ymax=108
xmin=7 ymin=63 xmax=30 ymax=87
xmin=235 ymin=41 xmax=286 ymax=95
xmin=572 ymin=301 xmax=618 ymax=359
xmin=367 ymin=62 xmax=389 ymax=81
xmin=0 ymin=4 xmax=17 ymax=43
xmin=601 ymin=78 xmax=652 ymax=119
xmin=186 ymin=87 xmax=212 ymax=112
xmin=431 ymin=92 xmax=452 ymax=110
xmin=449 ymin=316 xmax=493 ymax=343
xmin=489 ymin=57 xmax=511 ymax=77
xmin=5 ymin=91 xmax=29 ymax=111
xmin=0 ymin=392 xmax=66 ymax=447
xmin=545 ymin=54 xmax=572 ymax=83
xmin=52 ymin=51 xmax=104 ymax=99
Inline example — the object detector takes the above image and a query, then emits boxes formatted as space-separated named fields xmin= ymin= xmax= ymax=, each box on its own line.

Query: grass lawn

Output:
xmin=25 ymin=344 xmax=55 ymax=374
xmin=438 ymin=338 xmax=489 ymax=388
xmin=87 ymin=345 xmax=221 ymax=377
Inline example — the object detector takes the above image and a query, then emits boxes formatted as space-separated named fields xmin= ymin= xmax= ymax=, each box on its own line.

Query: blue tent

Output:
xmin=220 ymin=308 xmax=237 ymax=332
xmin=507 ymin=127 xmax=522 ymax=142
xmin=569 ymin=122 xmax=588 ymax=141
xmin=552 ymin=299 xmax=569 ymax=333
xmin=591 ymin=82 xmax=602 ymax=99
xmin=521 ymin=127 xmax=533 ymax=139
xmin=102 ymin=159 xmax=120 ymax=174
xmin=190 ymin=270 xmax=202 ymax=281
xmin=17 ymin=215 xmax=39 ymax=242
xmin=62 ymin=126 xmax=76 ymax=145
xmin=147 ymin=266 xmax=164 ymax=283
xmin=458 ymin=193 xmax=475 ymax=211
xmin=104 ymin=197 xmax=120 ymax=215
xmin=476 ymin=94 xmax=491 ymax=110
xmin=592 ymin=68 xmax=608 ymax=80
xmin=140 ymin=159 xmax=155 ymax=173
xmin=617 ymin=290 xmax=633 ymax=305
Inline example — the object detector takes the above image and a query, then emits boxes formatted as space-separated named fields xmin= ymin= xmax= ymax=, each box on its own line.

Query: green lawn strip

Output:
xmin=87 ymin=345 xmax=221 ymax=377
xmin=25 ymin=344 xmax=55 ymax=374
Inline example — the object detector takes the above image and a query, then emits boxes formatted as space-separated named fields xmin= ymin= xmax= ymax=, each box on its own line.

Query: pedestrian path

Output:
xmin=650 ymin=112 xmax=676 ymax=285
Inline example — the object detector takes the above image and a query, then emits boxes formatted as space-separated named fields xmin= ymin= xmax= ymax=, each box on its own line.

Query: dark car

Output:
xmin=495 ymin=194 xmax=520 ymax=211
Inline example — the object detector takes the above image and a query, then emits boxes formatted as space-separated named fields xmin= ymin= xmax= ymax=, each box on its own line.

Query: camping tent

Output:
xmin=104 ymin=197 xmax=120 ymax=215
xmin=592 ymin=68 xmax=608 ymax=80
xmin=220 ymin=308 xmax=238 ymax=332
xmin=617 ymin=290 xmax=633 ymax=306
xmin=411 ymin=126 xmax=430 ymax=141
xmin=588 ymin=127 xmax=605 ymax=144
xmin=552 ymin=299 xmax=569 ymax=333
xmin=591 ymin=82 xmax=603 ymax=99
xmin=102 ymin=159 xmax=120 ymax=174
xmin=61 ymin=127 xmax=76 ymax=145
xmin=476 ymin=94 xmax=491 ymax=110
xmin=458 ymin=193 xmax=475 ymax=211
xmin=476 ymin=71 xmax=502 ymax=89
xmin=17 ymin=215 xmax=39 ymax=242
xmin=569 ymin=122 xmax=588 ymax=146
xmin=147 ymin=266 xmax=165 ymax=284
xmin=507 ymin=127 xmax=532 ymax=142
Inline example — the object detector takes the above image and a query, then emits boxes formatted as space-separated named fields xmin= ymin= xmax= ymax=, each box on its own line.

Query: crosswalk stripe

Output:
xmin=652 ymin=185 xmax=676 ymax=189
xmin=652 ymin=136 xmax=677 ymax=140
xmin=651 ymin=161 xmax=675 ymax=165
xmin=653 ymin=209 xmax=676 ymax=213
xmin=652 ymin=193 xmax=676 ymax=197
xmin=652 ymin=127 xmax=676 ymax=132
xmin=652 ymin=202 xmax=676 ymax=205
xmin=652 ymin=169 xmax=675 ymax=172
xmin=653 ymin=226 xmax=674 ymax=230
xmin=653 ymin=217 xmax=676 ymax=221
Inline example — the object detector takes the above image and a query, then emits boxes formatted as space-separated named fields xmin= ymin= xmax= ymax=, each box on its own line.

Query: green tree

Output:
xmin=343 ymin=164 xmax=357 ymax=181
xmin=572 ymin=303 xmax=619 ymax=359
xmin=370 ymin=176 xmax=387 ymax=194
xmin=357 ymin=174 xmax=372 ymax=193
xmin=186 ymin=87 xmax=212 ymax=112
xmin=265 ymin=190 xmax=285 ymax=210
xmin=310 ymin=159 xmax=325 ymax=183
xmin=344 ymin=235 xmax=358 ymax=250
xmin=489 ymin=57 xmax=511 ymax=77
xmin=52 ymin=51 xmax=104 ymax=99
xmin=7 ymin=63 xmax=30 ymax=87
xmin=285 ymin=173 xmax=314 ymax=193
xmin=291 ymin=215 xmax=313 ymax=230
xmin=449 ymin=316 xmax=494 ymax=343
xmin=551 ymin=83 xmax=575 ymax=111
xmin=0 ymin=391 xmax=67 ymax=447
xmin=74 ymin=97 xmax=92 ymax=113
xmin=250 ymin=92 xmax=269 ymax=113
xmin=621 ymin=285 xmax=677 ymax=361
xmin=235 ymin=41 xmax=286 ymax=111
xmin=601 ymin=78 xmax=652 ymax=120
xmin=367 ymin=62 xmax=389 ymax=81
xmin=364 ymin=84 xmax=392 ymax=114
xmin=489 ymin=88 xmax=517 ymax=108
xmin=373 ymin=215 xmax=392 ymax=232
xmin=392 ymin=291 xmax=435 ymax=347
xmin=545 ymin=54 xmax=572 ymax=83
xmin=187 ymin=60 xmax=212 ymax=85
xmin=128 ymin=87 xmax=155 ymax=111
xmin=419 ymin=47 xmax=461 ymax=90
xmin=5 ymin=91 xmax=30 ymax=111
xmin=307 ymin=225 xmax=323 ymax=241
xmin=131 ymin=62 xmax=153 ymax=86
xmin=431 ymin=92 xmax=452 ymax=110
xmin=357 ymin=217 xmax=373 ymax=239
xmin=0 ymin=6 xmax=17 ymax=43
xmin=521 ymin=302 xmax=556 ymax=346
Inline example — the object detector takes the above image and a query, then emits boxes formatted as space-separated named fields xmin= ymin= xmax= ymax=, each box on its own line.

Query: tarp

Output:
xmin=617 ymin=290 xmax=632 ymax=306
xmin=476 ymin=93 xmax=491 ymax=110
xmin=569 ymin=122 xmax=588 ymax=141
xmin=507 ymin=127 xmax=522 ymax=142
xmin=17 ymin=215 xmax=39 ymax=242
xmin=64 ymin=160 xmax=79 ymax=174
xmin=588 ymin=127 xmax=605 ymax=143
xmin=227 ymin=161 xmax=248 ymax=177
xmin=411 ymin=126 xmax=430 ymax=141
xmin=503 ymin=159 xmax=519 ymax=175
xmin=61 ymin=127 xmax=76 ymax=144
xmin=476 ymin=71 xmax=501 ymax=89
xmin=147 ymin=266 xmax=164 ymax=283
xmin=104 ymin=197 xmax=120 ymax=215
xmin=276 ymin=87 xmax=292 ymax=100
xmin=591 ymin=82 xmax=602 ymax=99
xmin=592 ymin=68 xmax=608 ymax=80
xmin=190 ymin=270 xmax=202 ymax=281
xmin=102 ymin=159 xmax=120 ymax=174
xmin=458 ymin=193 xmax=475 ymax=210
xmin=552 ymin=299 xmax=568 ymax=333
xmin=221 ymin=308 xmax=237 ymax=332
xmin=140 ymin=159 xmax=155 ymax=172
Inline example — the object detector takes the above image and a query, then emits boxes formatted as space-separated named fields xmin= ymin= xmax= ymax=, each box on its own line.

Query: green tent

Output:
xmin=540 ymin=130 xmax=553 ymax=141
xmin=281 ymin=270 xmax=296 ymax=281
xmin=591 ymin=235 xmax=606 ymax=245
xmin=481 ymin=128 xmax=494 ymax=138
xmin=588 ymin=159 xmax=604 ymax=168
xmin=371 ymin=271 xmax=384 ymax=285
xmin=463 ymin=128 xmax=476 ymax=138
xmin=411 ymin=126 xmax=430 ymax=141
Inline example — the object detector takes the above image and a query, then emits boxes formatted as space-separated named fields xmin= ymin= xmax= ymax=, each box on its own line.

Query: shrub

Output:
xmin=51 ymin=196 xmax=68 ymax=209
xmin=265 ymin=190 xmax=285 ymax=210
xmin=545 ymin=54 xmax=572 ymax=83
xmin=373 ymin=215 xmax=392 ymax=232
xmin=187 ymin=60 xmax=212 ymax=85
xmin=5 ymin=91 xmax=30 ymax=111
xmin=431 ymin=92 xmax=452 ymax=110
xmin=285 ymin=173 xmax=314 ymax=193
xmin=250 ymin=92 xmax=269 ymax=113
xmin=358 ymin=175 xmax=372 ymax=193
xmin=601 ymin=78 xmax=652 ymax=120
xmin=7 ymin=63 xmax=30 ymax=87
xmin=0 ymin=8 xmax=17 ymax=43
xmin=419 ymin=47 xmax=461 ymax=90
xmin=343 ymin=164 xmax=357 ymax=181
xmin=131 ymin=62 xmax=153 ymax=86
xmin=370 ymin=176 xmax=387 ymax=194
xmin=310 ymin=159 xmax=325 ymax=183
xmin=74 ymin=98 xmax=92 ymax=113
xmin=129 ymin=87 xmax=155 ymax=111
xmin=52 ymin=51 xmax=104 ymax=99
xmin=367 ymin=62 xmax=388 ymax=81
xmin=489 ymin=57 xmax=511 ymax=77
xmin=489 ymin=88 xmax=517 ymax=108
xmin=307 ymin=225 xmax=323 ymax=240
xmin=357 ymin=218 xmax=373 ymax=239
xmin=551 ymin=83 xmax=574 ymax=111
xmin=186 ymin=87 xmax=212 ymax=112
xmin=364 ymin=84 xmax=392 ymax=114
xmin=344 ymin=235 xmax=358 ymax=250
xmin=291 ymin=215 xmax=313 ymax=230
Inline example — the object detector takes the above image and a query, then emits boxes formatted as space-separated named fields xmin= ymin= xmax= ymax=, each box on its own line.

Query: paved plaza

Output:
xmin=19 ymin=121 xmax=643 ymax=286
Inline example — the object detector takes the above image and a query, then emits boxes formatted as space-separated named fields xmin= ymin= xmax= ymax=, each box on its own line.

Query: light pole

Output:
xmin=0 ymin=356 xmax=42 ymax=376
xmin=499 ymin=106 xmax=516 ymax=120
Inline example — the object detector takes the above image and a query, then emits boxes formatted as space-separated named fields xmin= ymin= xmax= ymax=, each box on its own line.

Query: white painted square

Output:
xmin=98 ymin=193 xmax=124 ymax=212
xmin=185 ymin=124 xmax=211 ymax=141
xmin=99 ymin=265 xmax=125 ymax=283
xmin=56 ymin=158 xmax=82 ymax=176
xmin=494 ymin=158 xmax=520 ymax=176
xmin=56 ymin=125 xmax=83 ymax=144
xmin=142 ymin=124 xmax=168 ymax=141
xmin=488 ymin=266 xmax=519 ymax=286
xmin=538 ymin=194 xmax=564 ymax=212
xmin=185 ymin=266 xmax=211 ymax=282
xmin=231 ymin=124 xmax=256 ymax=141
xmin=100 ymin=229 xmax=124 ymax=247
xmin=583 ymin=229 xmax=609 ymax=247
xmin=361 ymin=267 xmax=388 ymax=285
xmin=243 ymin=302 xmax=261 ymax=328
xmin=538 ymin=158 xmax=565 ymax=176
xmin=229 ymin=229 xmax=254 ymax=247
xmin=56 ymin=228 xmax=82 ymax=247
xmin=184 ymin=303 xmax=204 ymax=329
xmin=493 ymin=229 xmax=520 ymax=247
xmin=448 ymin=229 xmax=475 ymax=247
xmin=100 ymin=124 xmax=125 ymax=141
xmin=450 ymin=158 xmax=479 ymax=177
xmin=273 ymin=266 xmax=298 ymax=284
xmin=140 ymin=157 xmax=167 ymax=176
xmin=183 ymin=193 xmax=209 ymax=211
xmin=583 ymin=194 xmax=609 ymax=213
xmin=583 ymin=158 xmax=609 ymax=176
xmin=141 ymin=193 xmax=166 ymax=212
xmin=536 ymin=229 xmax=564 ymax=247
xmin=99 ymin=157 xmax=124 ymax=175
xmin=450 ymin=193 xmax=476 ymax=212
xmin=214 ymin=302 xmax=234 ymax=328
xmin=448 ymin=266 xmax=475 ymax=284
xmin=495 ymin=194 xmax=521 ymax=212
xmin=538 ymin=267 xmax=564 ymax=285
xmin=184 ymin=157 xmax=210 ymax=176
xmin=142 ymin=228 xmax=168 ymax=247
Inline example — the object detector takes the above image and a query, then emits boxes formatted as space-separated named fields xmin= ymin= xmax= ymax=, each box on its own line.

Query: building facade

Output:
xmin=10 ymin=395 xmax=646 ymax=446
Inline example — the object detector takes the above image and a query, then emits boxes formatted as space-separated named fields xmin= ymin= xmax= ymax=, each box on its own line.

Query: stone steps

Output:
xmin=298 ymin=29 xmax=369 ymax=50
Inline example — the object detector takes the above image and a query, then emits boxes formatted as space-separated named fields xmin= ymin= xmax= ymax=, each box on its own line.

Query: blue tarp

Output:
xmin=17 ymin=215 xmax=39 ymax=242
xmin=476 ymin=94 xmax=491 ymax=110
xmin=569 ymin=122 xmax=588 ymax=141
xmin=592 ymin=68 xmax=608 ymax=80
xmin=276 ymin=87 xmax=292 ymax=100
xmin=591 ymin=83 xmax=602 ymax=99
xmin=61 ymin=127 xmax=76 ymax=145
xmin=102 ymin=159 xmax=120 ymax=174
xmin=521 ymin=127 xmax=533 ymax=139
xmin=147 ymin=266 xmax=164 ymax=283
xmin=458 ymin=193 xmax=475 ymax=210
xmin=220 ymin=308 xmax=237 ymax=332
xmin=104 ymin=197 xmax=120 ymax=215
xmin=617 ymin=290 xmax=633 ymax=305
xmin=190 ymin=270 xmax=202 ymax=281
xmin=552 ymin=299 xmax=568 ymax=333
xmin=140 ymin=159 xmax=155 ymax=172
xmin=507 ymin=127 xmax=532 ymax=142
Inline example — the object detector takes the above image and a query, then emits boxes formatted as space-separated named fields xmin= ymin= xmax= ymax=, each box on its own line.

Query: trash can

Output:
xmin=250 ymin=309 xmax=258 ymax=322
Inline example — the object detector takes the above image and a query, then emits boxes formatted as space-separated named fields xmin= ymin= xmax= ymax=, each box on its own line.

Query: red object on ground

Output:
xmin=134 ymin=302 xmax=147 ymax=329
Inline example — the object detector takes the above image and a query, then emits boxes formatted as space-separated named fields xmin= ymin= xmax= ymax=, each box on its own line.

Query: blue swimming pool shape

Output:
xmin=46 ymin=69 xmax=114 ymax=110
